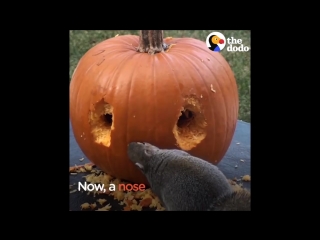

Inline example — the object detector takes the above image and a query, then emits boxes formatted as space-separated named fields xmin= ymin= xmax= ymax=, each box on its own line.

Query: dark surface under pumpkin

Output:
xmin=69 ymin=120 xmax=250 ymax=211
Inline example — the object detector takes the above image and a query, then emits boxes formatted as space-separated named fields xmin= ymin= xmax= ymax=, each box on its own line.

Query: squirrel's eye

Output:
xmin=144 ymin=149 xmax=152 ymax=156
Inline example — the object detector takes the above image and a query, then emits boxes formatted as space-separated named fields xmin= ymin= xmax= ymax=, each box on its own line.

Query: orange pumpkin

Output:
xmin=70 ymin=30 xmax=239 ymax=185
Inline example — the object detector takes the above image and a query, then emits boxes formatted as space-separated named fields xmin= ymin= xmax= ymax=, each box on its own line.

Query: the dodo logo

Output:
xmin=206 ymin=32 xmax=226 ymax=52
xmin=206 ymin=31 xmax=250 ymax=52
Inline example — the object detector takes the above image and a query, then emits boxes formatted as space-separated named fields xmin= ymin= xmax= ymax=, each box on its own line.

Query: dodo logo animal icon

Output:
xmin=206 ymin=32 xmax=226 ymax=52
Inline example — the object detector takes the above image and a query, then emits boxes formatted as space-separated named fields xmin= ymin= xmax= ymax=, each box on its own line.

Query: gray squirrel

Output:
xmin=127 ymin=142 xmax=250 ymax=211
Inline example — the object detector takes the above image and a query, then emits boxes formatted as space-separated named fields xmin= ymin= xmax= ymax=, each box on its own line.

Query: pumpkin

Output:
xmin=70 ymin=30 xmax=239 ymax=185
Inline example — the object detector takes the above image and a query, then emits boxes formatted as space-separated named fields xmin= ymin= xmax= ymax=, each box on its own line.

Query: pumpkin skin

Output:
xmin=70 ymin=35 xmax=239 ymax=185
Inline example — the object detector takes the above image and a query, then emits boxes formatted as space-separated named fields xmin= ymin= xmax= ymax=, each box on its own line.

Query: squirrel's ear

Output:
xmin=135 ymin=162 xmax=144 ymax=170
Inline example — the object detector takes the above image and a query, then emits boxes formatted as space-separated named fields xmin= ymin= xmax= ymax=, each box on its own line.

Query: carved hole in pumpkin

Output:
xmin=173 ymin=96 xmax=207 ymax=151
xmin=177 ymin=110 xmax=194 ymax=128
xmin=101 ymin=114 xmax=113 ymax=126
xmin=89 ymin=99 xmax=114 ymax=147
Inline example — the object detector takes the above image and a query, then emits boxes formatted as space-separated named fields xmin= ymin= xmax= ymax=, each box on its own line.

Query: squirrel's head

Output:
xmin=127 ymin=142 xmax=159 ymax=172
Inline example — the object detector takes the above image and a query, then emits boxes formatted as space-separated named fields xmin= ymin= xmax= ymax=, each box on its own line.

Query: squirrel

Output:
xmin=127 ymin=142 xmax=250 ymax=211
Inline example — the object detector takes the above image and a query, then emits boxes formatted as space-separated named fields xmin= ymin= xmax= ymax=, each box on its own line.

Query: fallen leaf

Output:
xmin=242 ymin=175 xmax=251 ymax=181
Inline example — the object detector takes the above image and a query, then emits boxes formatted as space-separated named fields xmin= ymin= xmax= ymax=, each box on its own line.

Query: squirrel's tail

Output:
xmin=207 ymin=189 xmax=251 ymax=211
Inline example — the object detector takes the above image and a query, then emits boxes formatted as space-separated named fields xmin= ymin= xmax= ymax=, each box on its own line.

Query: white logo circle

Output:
xmin=206 ymin=32 xmax=226 ymax=52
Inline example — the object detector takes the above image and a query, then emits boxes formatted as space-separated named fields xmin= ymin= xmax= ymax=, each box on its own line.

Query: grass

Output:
xmin=69 ymin=30 xmax=250 ymax=122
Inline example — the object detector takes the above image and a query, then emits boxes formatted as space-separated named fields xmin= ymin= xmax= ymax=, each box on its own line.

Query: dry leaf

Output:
xmin=134 ymin=191 xmax=146 ymax=199
xmin=81 ymin=203 xmax=90 ymax=210
xmin=143 ymin=188 xmax=156 ymax=197
xmin=100 ymin=174 xmax=113 ymax=185
xmin=70 ymin=163 xmax=95 ymax=172
xmin=83 ymin=173 xmax=94 ymax=182
xmin=84 ymin=163 xmax=93 ymax=171
xmin=125 ymin=199 xmax=134 ymax=207
xmin=149 ymin=198 xmax=158 ymax=208
xmin=123 ymin=205 xmax=131 ymax=211
xmin=227 ymin=179 xmax=244 ymax=192
xmin=78 ymin=167 xmax=86 ymax=172
xmin=130 ymin=203 xmax=142 ymax=211
xmin=96 ymin=204 xmax=112 ymax=211
xmin=156 ymin=208 xmax=165 ymax=211
xmin=112 ymin=190 xmax=125 ymax=201
xmin=156 ymin=202 xmax=165 ymax=211
xmin=111 ymin=178 xmax=121 ymax=186
xmin=231 ymin=183 xmax=243 ymax=192
xmin=141 ymin=193 xmax=153 ymax=200
xmin=97 ymin=199 xmax=107 ymax=205
xmin=242 ymin=175 xmax=251 ymax=181
xmin=83 ymin=174 xmax=101 ymax=184
xmin=97 ymin=189 xmax=110 ymax=195
xmin=140 ymin=197 xmax=152 ymax=207
xmin=230 ymin=180 xmax=237 ymax=185
xmin=125 ymin=191 xmax=135 ymax=201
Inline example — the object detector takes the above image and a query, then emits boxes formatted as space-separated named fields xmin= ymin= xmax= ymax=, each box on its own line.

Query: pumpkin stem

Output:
xmin=137 ymin=30 xmax=169 ymax=54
